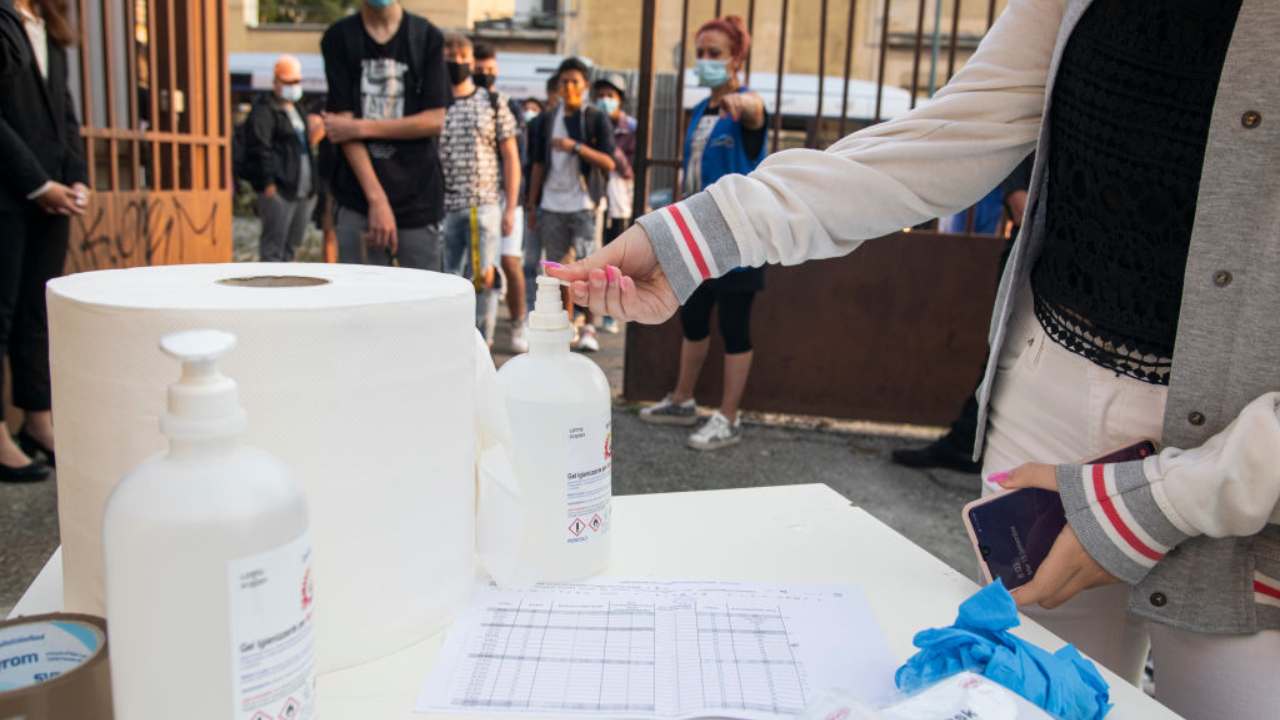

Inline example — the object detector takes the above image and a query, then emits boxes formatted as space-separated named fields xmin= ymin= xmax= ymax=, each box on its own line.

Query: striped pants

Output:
xmin=980 ymin=285 xmax=1280 ymax=720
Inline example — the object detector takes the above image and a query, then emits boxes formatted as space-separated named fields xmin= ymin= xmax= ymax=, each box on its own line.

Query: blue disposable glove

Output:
xmin=895 ymin=580 xmax=1112 ymax=720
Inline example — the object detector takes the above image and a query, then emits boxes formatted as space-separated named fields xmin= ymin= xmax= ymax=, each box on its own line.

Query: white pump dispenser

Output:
xmin=497 ymin=276 xmax=613 ymax=581
xmin=103 ymin=330 xmax=315 ymax=720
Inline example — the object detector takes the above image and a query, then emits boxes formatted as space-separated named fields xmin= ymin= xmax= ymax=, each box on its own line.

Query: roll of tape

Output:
xmin=0 ymin=613 xmax=112 ymax=719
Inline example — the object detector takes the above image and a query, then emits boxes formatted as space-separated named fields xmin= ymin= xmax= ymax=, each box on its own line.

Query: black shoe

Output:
xmin=16 ymin=428 xmax=54 ymax=468
xmin=891 ymin=437 xmax=981 ymax=474
xmin=0 ymin=458 xmax=52 ymax=483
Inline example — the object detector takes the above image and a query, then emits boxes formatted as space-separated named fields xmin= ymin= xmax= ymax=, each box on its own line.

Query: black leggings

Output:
xmin=680 ymin=283 xmax=757 ymax=354
xmin=0 ymin=205 xmax=69 ymax=411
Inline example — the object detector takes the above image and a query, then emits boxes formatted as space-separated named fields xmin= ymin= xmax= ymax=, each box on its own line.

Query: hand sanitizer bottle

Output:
xmin=103 ymin=330 xmax=315 ymax=720
xmin=498 ymin=276 xmax=612 ymax=581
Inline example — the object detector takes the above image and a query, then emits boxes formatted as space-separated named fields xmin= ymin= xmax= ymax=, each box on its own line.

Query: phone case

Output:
xmin=962 ymin=440 xmax=1157 ymax=586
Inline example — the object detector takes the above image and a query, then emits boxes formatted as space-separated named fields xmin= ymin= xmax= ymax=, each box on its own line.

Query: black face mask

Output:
xmin=473 ymin=72 xmax=495 ymax=90
xmin=446 ymin=61 xmax=472 ymax=85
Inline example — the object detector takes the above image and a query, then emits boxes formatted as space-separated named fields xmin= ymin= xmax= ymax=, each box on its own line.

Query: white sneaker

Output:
xmin=602 ymin=316 xmax=621 ymax=334
xmin=510 ymin=324 xmax=529 ymax=354
xmin=576 ymin=325 xmax=600 ymax=352
xmin=687 ymin=412 xmax=742 ymax=451
xmin=639 ymin=394 xmax=699 ymax=426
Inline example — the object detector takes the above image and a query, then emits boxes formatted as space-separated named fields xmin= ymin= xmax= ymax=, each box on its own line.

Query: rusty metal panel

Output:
xmin=623 ymin=232 xmax=1007 ymax=425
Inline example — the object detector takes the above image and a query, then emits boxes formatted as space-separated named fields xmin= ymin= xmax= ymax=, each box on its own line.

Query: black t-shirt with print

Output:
xmin=321 ymin=13 xmax=451 ymax=227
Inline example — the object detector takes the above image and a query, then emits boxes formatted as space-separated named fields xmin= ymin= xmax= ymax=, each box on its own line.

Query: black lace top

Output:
xmin=1031 ymin=0 xmax=1242 ymax=384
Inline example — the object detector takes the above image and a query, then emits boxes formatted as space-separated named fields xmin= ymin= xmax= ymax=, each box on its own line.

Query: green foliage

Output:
xmin=259 ymin=0 xmax=357 ymax=25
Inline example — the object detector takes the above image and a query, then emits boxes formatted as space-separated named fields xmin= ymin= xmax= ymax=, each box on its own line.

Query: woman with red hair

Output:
xmin=639 ymin=15 xmax=768 ymax=452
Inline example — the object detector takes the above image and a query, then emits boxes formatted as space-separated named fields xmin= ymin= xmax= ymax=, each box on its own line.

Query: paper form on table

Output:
xmin=415 ymin=579 xmax=899 ymax=719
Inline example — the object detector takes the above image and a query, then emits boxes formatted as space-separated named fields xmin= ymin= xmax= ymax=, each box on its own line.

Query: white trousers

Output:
xmin=980 ymin=287 xmax=1280 ymax=720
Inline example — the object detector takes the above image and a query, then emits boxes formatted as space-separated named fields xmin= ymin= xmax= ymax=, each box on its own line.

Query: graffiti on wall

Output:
xmin=68 ymin=192 xmax=231 ymax=272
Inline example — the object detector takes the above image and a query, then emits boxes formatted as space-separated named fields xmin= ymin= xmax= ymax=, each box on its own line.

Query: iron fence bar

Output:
xmin=873 ymin=0 xmax=890 ymax=122
xmin=770 ymin=0 xmax=789 ymax=153
xmin=945 ymin=0 xmax=961 ymax=82
xmin=631 ymin=0 xmax=658 ymax=218
xmin=673 ymin=0 xmax=692 ymax=201
xmin=124 ymin=0 xmax=140 ymax=185
xmin=807 ymin=0 xmax=828 ymax=148
xmin=838 ymin=0 xmax=856 ymax=138
xmin=745 ymin=0 xmax=755 ymax=82
xmin=908 ymin=0 xmax=927 ymax=109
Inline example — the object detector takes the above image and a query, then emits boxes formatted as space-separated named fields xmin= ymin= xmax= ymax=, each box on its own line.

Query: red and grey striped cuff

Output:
xmin=1056 ymin=461 xmax=1195 ymax=584
xmin=1257 ymin=571 xmax=1280 ymax=609
xmin=635 ymin=191 xmax=745 ymax=302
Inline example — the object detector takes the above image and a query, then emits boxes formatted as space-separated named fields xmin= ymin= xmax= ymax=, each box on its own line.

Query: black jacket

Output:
xmin=244 ymin=95 xmax=315 ymax=199
xmin=0 ymin=2 xmax=28 ymax=79
xmin=244 ymin=94 xmax=314 ymax=198
xmin=0 ymin=1 xmax=86 ymax=213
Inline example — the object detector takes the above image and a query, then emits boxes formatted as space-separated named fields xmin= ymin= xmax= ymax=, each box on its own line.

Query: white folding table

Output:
xmin=11 ymin=484 xmax=1180 ymax=718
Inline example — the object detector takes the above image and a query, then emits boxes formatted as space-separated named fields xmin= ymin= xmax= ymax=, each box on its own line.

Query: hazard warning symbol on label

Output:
xmin=569 ymin=518 xmax=586 ymax=536
xmin=589 ymin=514 xmax=603 ymax=532
xmin=278 ymin=697 xmax=302 ymax=720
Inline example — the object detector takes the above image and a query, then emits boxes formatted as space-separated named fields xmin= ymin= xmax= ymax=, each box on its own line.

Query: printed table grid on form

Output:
xmin=450 ymin=599 xmax=808 ymax=716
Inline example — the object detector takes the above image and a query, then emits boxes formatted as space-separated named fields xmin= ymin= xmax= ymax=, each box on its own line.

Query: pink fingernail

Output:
xmin=607 ymin=266 xmax=620 ymax=281
xmin=541 ymin=260 xmax=564 ymax=269
xmin=987 ymin=471 xmax=1011 ymax=486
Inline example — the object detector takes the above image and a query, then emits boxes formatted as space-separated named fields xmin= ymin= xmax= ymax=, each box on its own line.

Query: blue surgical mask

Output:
xmin=279 ymin=84 xmax=303 ymax=103
xmin=595 ymin=97 xmax=619 ymax=115
xmin=366 ymin=0 xmax=394 ymax=8
xmin=695 ymin=59 xmax=730 ymax=88
xmin=523 ymin=109 xmax=539 ymax=123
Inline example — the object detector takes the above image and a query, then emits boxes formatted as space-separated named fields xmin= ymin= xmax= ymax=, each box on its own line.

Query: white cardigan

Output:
xmin=634 ymin=0 xmax=1280 ymax=602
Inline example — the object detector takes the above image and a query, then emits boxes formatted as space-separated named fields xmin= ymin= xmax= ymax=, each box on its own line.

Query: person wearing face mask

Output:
xmin=591 ymin=73 xmax=636 ymax=253
xmin=637 ymin=15 xmax=767 ymax=452
xmin=521 ymin=99 xmax=543 ymax=125
xmin=473 ymin=41 xmax=531 ymax=352
xmin=320 ymin=0 xmax=450 ymax=269
xmin=591 ymin=73 xmax=636 ymax=335
xmin=526 ymin=57 xmax=616 ymax=352
xmin=244 ymin=54 xmax=317 ymax=262
xmin=439 ymin=34 xmax=520 ymax=348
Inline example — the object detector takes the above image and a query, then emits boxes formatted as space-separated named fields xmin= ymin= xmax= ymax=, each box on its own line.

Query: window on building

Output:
xmin=258 ymin=0 xmax=357 ymax=25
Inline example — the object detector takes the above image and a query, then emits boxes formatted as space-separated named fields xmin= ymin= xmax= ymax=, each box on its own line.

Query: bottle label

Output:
xmin=227 ymin=532 xmax=316 ymax=720
xmin=566 ymin=413 xmax=612 ymax=543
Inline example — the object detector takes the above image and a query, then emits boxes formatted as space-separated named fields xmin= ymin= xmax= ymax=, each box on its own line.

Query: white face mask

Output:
xmin=279 ymin=84 xmax=303 ymax=102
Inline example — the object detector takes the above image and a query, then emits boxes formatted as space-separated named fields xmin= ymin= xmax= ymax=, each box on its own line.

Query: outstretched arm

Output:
xmin=549 ymin=0 xmax=1063 ymax=322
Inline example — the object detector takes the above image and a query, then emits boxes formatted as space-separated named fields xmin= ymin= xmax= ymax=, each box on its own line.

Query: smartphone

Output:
xmin=962 ymin=440 xmax=1157 ymax=589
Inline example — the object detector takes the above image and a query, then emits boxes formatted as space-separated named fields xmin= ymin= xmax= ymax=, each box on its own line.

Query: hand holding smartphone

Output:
xmin=962 ymin=440 xmax=1156 ymax=589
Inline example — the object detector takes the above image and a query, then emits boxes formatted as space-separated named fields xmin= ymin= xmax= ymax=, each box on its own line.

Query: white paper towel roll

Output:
xmin=47 ymin=263 xmax=478 ymax=673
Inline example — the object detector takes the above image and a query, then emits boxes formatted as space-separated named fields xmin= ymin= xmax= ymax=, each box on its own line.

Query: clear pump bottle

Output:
xmin=497 ymin=276 xmax=613 ymax=581
xmin=103 ymin=330 xmax=315 ymax=719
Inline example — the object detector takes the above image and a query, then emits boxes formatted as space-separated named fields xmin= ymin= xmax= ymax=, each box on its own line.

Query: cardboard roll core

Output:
xmin=217 ymin=275 xmax=331 ymax=288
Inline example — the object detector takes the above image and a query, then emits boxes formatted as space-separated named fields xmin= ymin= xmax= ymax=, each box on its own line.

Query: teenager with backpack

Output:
xmin=526 ymin=57 xmax=615 ymax=352
xmin=319 ymin=0 xmax=450 ymax=270
xmin=439 ymin=33 xmax=520 ymax=348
